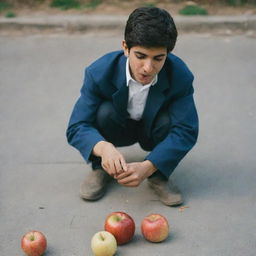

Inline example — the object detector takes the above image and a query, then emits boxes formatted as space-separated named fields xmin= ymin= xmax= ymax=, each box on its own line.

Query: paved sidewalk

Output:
xmin=0 ymin=31 xmax=256 ymax=256
xmin=0 ymin=14 xmax=256 ymax=33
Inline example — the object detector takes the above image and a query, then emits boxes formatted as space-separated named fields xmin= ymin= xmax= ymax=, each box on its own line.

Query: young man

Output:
xmin=66 ymin=7 xmax=199 ymax=206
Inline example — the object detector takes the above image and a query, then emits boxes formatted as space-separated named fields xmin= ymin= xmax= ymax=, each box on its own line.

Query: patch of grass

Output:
xmin=226 ymin=0 xmax=243 ymax=6
xmin=179 ymin=4 xmax=208 ymax=15
xmin=0 ymin=1 xmax=12 ymax=12
xmin=5 ymin=11 xmax=16 ymax=17
xmin=226 ymin=0 xmax=256 ymax=6
xmin=83 ymin=0 xmax=101 ymax=9
xmin=143 ymin=2 xmax=156 ymax=8
xmin=50 ymin=0 xmax=81 ymax=10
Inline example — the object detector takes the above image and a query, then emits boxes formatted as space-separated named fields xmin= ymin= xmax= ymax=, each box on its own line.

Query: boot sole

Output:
xmin=148 ymin=182 xmax=183 ymax=206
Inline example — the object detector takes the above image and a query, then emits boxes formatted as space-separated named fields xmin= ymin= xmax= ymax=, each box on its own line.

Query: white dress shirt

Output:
xmin=126 ymin=58 xmax=158 ymax=120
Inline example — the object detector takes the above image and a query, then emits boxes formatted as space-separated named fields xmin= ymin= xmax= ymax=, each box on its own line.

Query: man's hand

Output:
xmin=92 ymin=141 xmax=127 ymax=177
xmin=116 ymin=160 xmax=157 ymax=187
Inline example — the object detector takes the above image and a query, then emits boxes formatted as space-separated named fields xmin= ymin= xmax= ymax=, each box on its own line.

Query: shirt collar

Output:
xmin=125 ymin=58 xmax=157 ymax=87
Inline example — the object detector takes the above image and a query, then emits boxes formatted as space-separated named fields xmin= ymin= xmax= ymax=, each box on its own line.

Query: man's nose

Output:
xmin=143 ymin=60 xmax=154 ymax=73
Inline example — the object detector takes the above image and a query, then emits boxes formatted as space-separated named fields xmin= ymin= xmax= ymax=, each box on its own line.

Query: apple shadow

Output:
xmin=43 ymin=246 xmax=58 ymax=255
xmin=114 ymin=232 xmax=177 ymax=255
xmin=165 ymin=230 xmax=177 ymax=243
xmin=113 ymin=234 xmax=143 ymax=256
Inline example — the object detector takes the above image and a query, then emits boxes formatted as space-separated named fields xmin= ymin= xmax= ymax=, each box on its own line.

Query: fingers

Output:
xmin=117 ymin=170 xmax=141 ymax=187
xmin=115 ymin=169 xmax=131 ymax=180
xmin=113 ymin=155 xmax=128 ymax=175
xmin=116 ymin=162 xmax=148 ymax=187
xmin=102 ymin=156 xmax=127 ymax=177
xmin=120 ymin=157 xmax=128 ymax=172
xmin=102 ymin=160 xmax=117 ymax=177
xmin=117 ymin=176 xmax=140 ymax=187
xmin=114 ymin=159 xmax=125 ymax=175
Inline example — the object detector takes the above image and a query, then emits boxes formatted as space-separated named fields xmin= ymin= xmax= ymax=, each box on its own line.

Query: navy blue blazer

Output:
xmin=67 ymin=50 xmax=199 ymax=178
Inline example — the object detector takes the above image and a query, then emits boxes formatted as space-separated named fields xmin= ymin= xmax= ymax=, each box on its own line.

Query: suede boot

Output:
xmin=80 ymin=168 xmax=112 ymax=201
xmin=148 ymin=173 xmax=183 ymax=206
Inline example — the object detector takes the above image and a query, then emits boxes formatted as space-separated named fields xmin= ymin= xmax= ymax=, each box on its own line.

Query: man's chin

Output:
xmin=137 ymin=75 xmax=153 ymax=85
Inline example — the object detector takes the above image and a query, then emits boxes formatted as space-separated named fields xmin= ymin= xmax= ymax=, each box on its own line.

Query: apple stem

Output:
xmin=99 ymin=233 xmax=105 ymax=241
xmin=29 ymin=234 xmax=35 ymax=241
xmin=114 ymin=216 xmax=121 ymax=222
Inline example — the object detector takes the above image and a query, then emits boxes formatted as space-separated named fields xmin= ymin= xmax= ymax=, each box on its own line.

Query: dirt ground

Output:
xmin=2 ymin=0 xmax=256 ymax=17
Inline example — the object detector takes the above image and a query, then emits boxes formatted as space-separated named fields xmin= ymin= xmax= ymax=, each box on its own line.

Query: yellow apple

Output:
xmin=91 ymin=231 xmax=117 ymax=256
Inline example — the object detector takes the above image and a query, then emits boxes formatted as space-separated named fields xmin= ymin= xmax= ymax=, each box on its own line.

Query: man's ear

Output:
xmin=122 ymin=40 xmax=129 ymax=57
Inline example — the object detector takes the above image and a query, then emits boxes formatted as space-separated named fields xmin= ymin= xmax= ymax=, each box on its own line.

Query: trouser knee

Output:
xmin=96 ymin=101 xmax=137 ymax=146
xmin=96 ymin=101 xmax=116 ymax=130
xmin=152 ymin=111 xmax=170 ymax=144
xmin=139 ymin=110 xmax=169 ymax=151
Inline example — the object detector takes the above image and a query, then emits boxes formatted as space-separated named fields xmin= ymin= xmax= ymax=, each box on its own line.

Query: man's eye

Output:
xmin=136 ymin=55 xmax=145 ymax=59
xmin=154 ymin=58 xmax=164 ymax=62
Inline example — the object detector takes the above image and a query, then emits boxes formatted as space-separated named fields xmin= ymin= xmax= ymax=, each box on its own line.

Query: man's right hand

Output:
xmin=92 ymin=141 xmax=127 ymax=177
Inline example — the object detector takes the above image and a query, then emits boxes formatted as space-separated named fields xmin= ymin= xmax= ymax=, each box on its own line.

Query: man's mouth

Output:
xmin=136 ymin=73 xmax=154 ymax=84
xmin=140 ymin=74 xmax=151 ymax=79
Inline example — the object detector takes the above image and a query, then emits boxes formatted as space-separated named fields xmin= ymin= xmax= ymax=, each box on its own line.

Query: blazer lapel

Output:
xmin=112 ymin=55 xmax=129 ymax=125
xmin=111 ymin=54 xmax=170 ymax=131
xmin=142 ymin=68 xmax=169 ymax=137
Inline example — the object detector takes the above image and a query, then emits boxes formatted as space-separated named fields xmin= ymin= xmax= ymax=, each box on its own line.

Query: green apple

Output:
xmin=91 ymin=231 xmax=117 ymax=256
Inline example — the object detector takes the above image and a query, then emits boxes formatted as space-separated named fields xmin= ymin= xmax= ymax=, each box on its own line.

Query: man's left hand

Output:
xmin=115 ymin=160 xmax=157 ymax=187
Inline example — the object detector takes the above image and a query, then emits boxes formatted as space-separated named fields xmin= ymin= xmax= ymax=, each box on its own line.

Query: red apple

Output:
xmin=141 ymin=214 xmax=169 ymax=243
xmin=104 ymin=211 xmax=135 ymax=245
xmin=21 ymin=230 xmax=47 ymax=256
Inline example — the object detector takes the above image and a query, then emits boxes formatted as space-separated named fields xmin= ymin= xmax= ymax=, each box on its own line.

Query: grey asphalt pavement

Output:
xmin=0 ymin=31 xmax=256 ymax=255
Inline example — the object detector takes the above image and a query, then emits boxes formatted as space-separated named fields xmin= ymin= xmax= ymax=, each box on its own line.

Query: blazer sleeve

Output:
xmin=145 ymin=76 xmax=199 ymax=178
xmin=66 ymin=68 xmax=106 ymax=162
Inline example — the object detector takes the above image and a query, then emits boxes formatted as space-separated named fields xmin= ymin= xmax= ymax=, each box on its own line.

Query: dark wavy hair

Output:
xmin=124 ymin=7 xmax=177 ymax=52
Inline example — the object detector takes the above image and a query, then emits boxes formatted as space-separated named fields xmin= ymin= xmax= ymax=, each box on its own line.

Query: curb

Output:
xmin=175 ymin=15 xmax=256 ymax=32
xmin=0 ymin=14 xmax=256 ymax=33
xmin=0 ymin=15 xmax=126 ymax=32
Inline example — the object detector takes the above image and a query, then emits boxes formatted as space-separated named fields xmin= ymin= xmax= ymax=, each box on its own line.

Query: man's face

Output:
xmin=122 ymin=41 xmax=167 ymax=85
